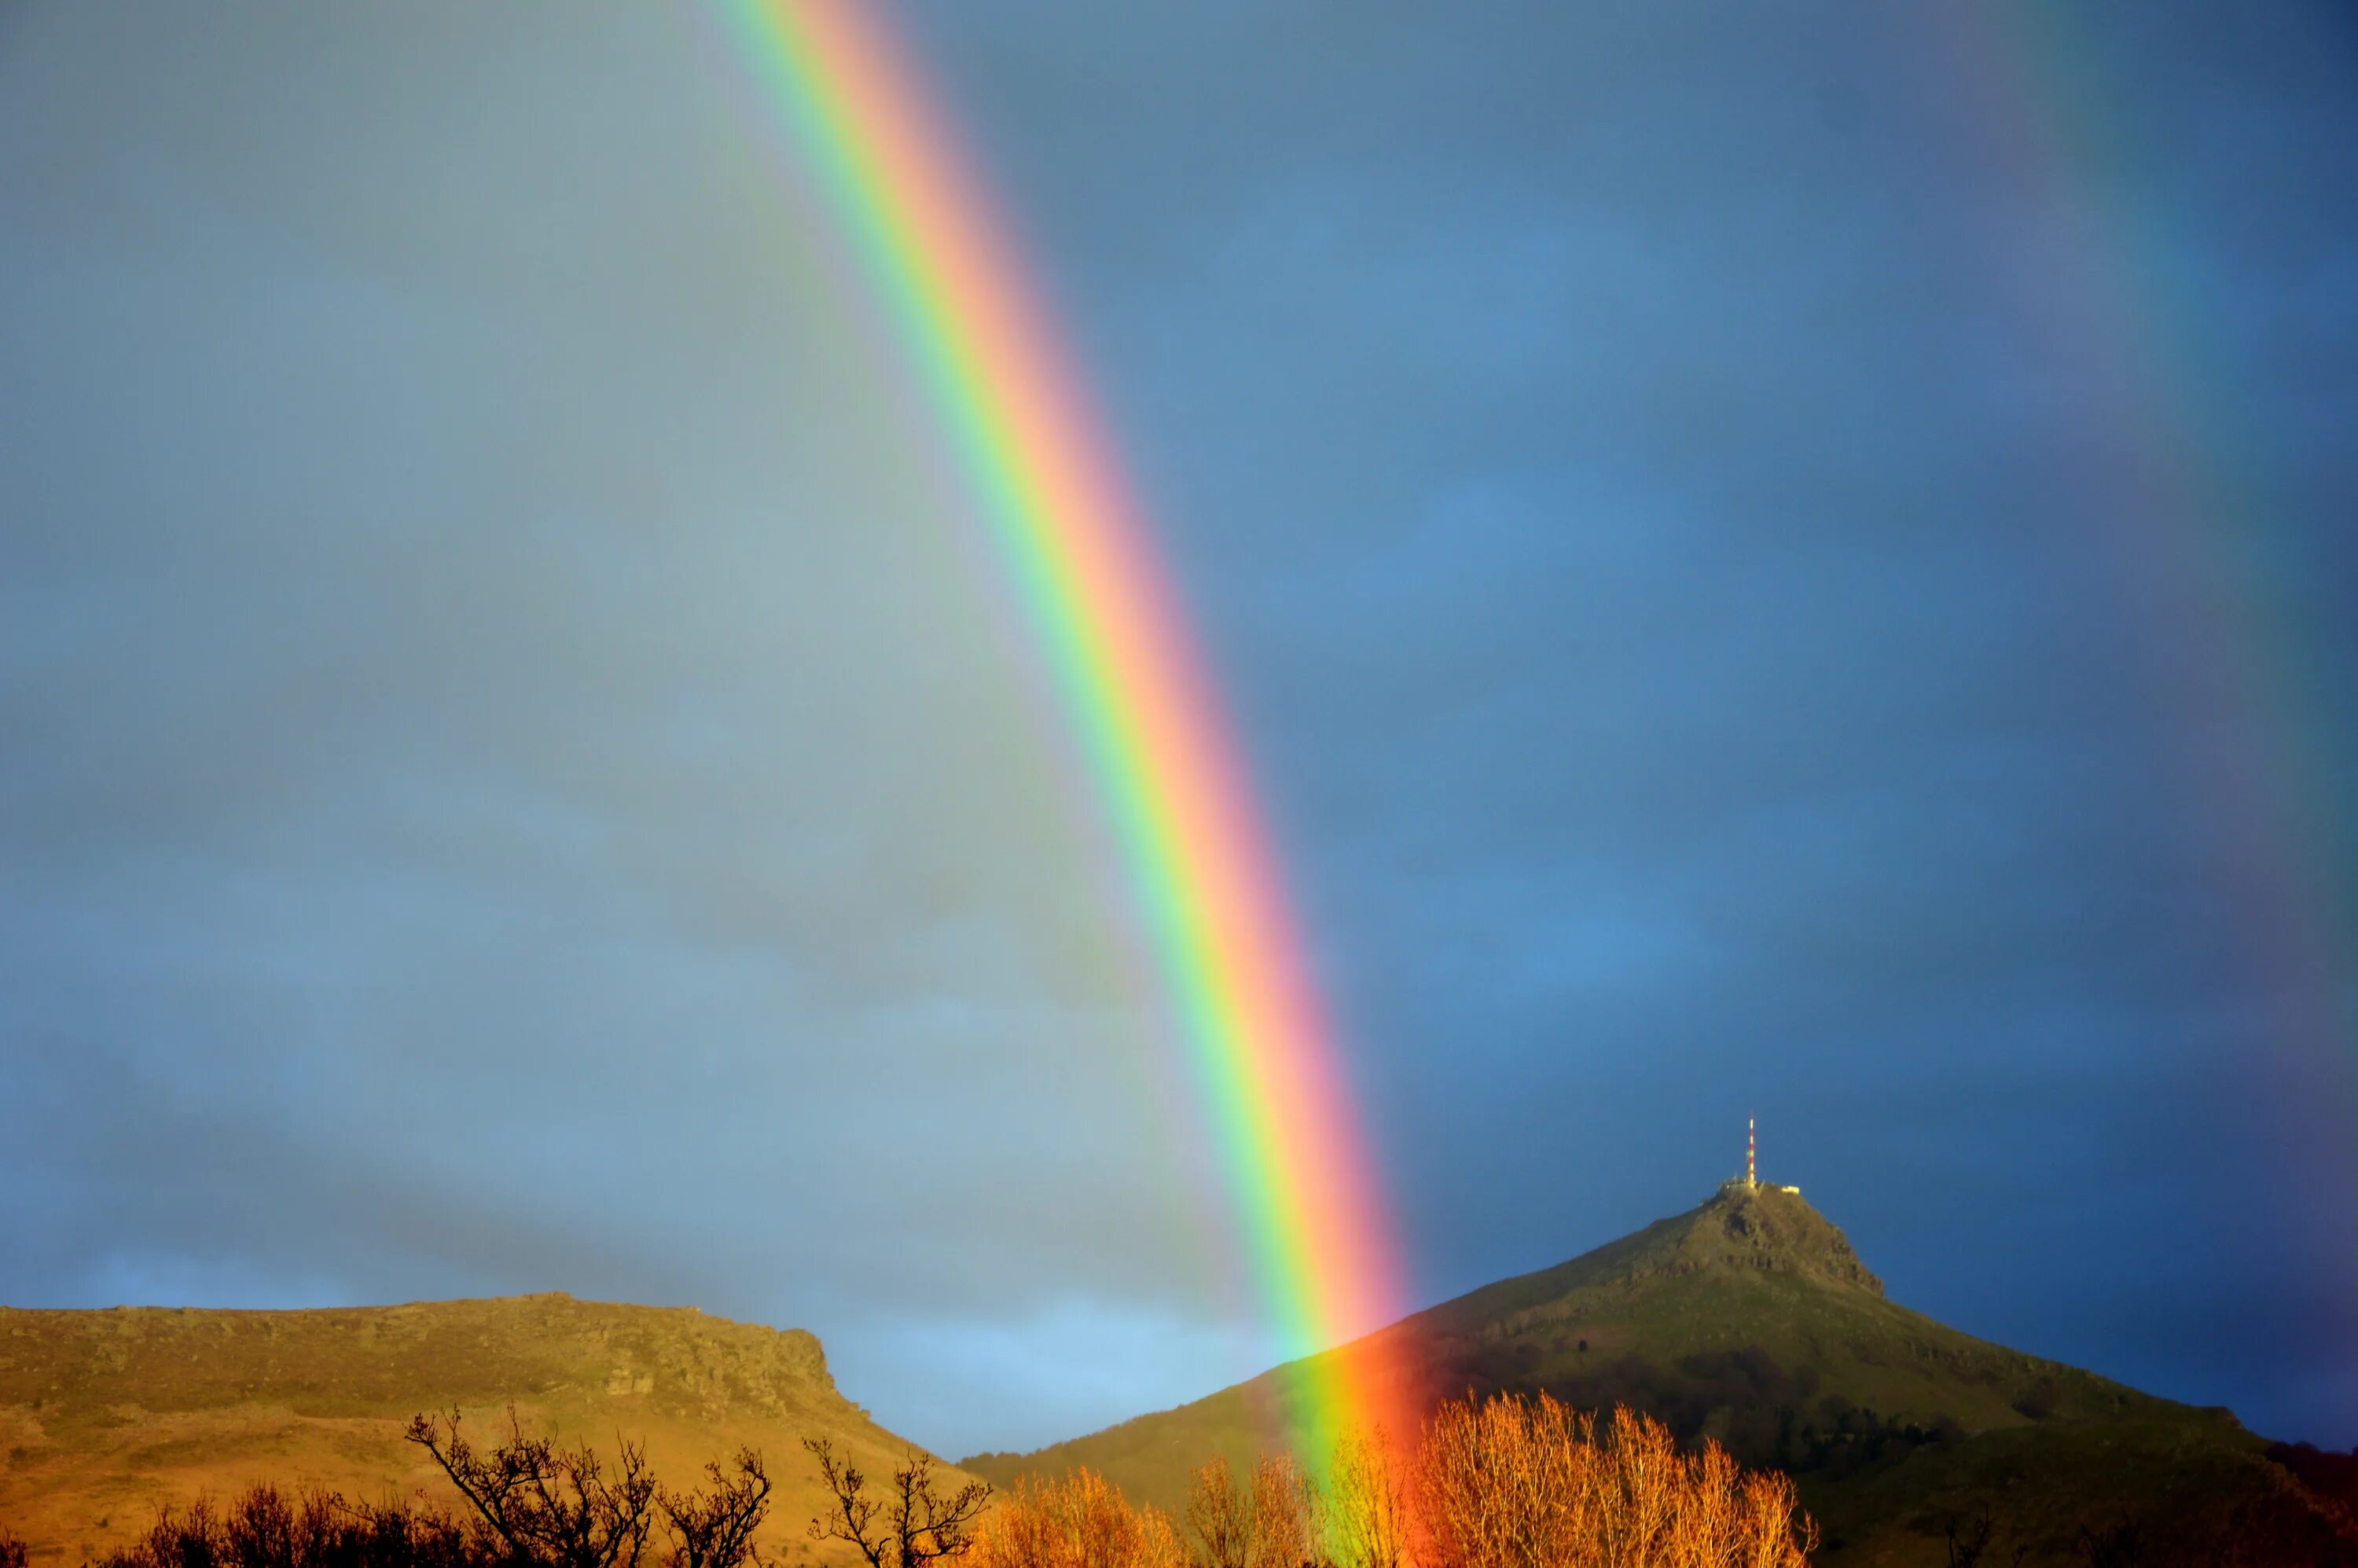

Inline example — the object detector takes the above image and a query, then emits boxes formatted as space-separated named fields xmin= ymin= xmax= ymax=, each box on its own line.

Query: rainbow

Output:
xmin=1920 ymin=6 xmax=2358 ymax=1313
xmin=714 ymin=1 xmax=1415 ymax=1454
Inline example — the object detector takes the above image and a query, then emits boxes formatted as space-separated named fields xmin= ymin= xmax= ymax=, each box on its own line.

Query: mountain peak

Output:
xmin=1411 ymin=1184 xmax=1882 ymax=1339
xmin=965 ymin=1185 xmax=2358 ymax=1562
xmin=1670 ymin=1185 xmax=1886 ymax=1296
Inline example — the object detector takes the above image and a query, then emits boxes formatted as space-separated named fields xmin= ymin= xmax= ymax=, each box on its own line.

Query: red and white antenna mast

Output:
xmin=1747 ymin=1116 xmax=1757 ymax=1192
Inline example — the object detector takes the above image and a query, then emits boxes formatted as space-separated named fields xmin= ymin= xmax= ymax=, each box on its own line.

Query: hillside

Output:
xmin=0 ymin=1293 xmax=964 ymax=1566
xmin=964 ymin=1187 xmax=2358 ymax=1565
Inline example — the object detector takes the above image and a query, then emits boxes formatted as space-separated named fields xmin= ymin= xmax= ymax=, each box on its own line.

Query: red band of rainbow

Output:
xmin=717 ymin=0 xmax=1413 ymax=1456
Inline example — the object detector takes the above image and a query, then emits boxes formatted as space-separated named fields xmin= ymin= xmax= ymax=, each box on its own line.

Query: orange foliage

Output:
xmin=969 ymin=1467 xmax=1189 ymax=1568
xmin=1186 ymin=1453 xmax=1320 ymax=1568
xmin=1322 ymin=1427 xmax=1413 ymax=1568
xmin=971 ymin=1394 xmax=1814 ymax=1568
xmin=1418 ymin=1393 xmax=1817 ymax=1568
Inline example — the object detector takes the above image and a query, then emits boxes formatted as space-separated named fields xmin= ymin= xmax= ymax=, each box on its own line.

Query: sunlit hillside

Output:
xmin=0 ymin=1294 xmax=968 ymax=1566
xmin=965 ymin=1188 xmax=2358 ymax=1565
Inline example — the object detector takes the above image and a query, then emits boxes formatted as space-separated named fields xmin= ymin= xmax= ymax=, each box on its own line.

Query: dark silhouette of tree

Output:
xmin=1 ymin=1518 xmax=27 ymax=1568
xmin=1942 ymin=1503 xmax=2026 ymax=1568
xmin=89 ymin=1487 xmax=473 ymax=1568
xmin=1944 ymin=1506 xmax=1993 ymax=1567
xmin=803 ymin=1437 xmax=989 ymax=1568
xmin=406 ymin=1408 xmax=659 ymax=1568
xmin=73 ymin=1427 xmax=769 ymax=1568
xmin=2077 ymin=1517 xmax=2146 ymax=1568
xmin=657 ymin=1453 xmax=771 ymax=1568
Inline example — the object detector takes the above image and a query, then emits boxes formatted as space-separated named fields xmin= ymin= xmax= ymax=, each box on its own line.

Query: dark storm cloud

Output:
xmin=3 ymin=0 xmax=2355 ymax=1456
xmin=905 ymin=0 xmax=2358 ymax=1443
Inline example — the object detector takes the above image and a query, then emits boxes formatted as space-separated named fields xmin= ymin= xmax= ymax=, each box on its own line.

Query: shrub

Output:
xmin=1185 ymin=1452 xmax=1319 ymax=1568
xmin=54 ymin=1396 xmax=1826 ymax=1568
xmin=85 ymin=1414 xmax=769 ymax=1568
xmin=968 ymin=1467 xmax=1185 ymax=1568
xmin=93 ymin=1489 xmax=475 ymax=1568
xmin=1419 ymin=1392 xmax=1817 ymax=1568
xmin=1320 ymin=1428 xmax=1412 ymax=1568
xmin=967 ymin=1395 xmax=1813 ymax=1568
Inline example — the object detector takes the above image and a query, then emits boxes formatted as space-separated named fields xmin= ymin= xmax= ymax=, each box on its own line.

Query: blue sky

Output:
xmin=3 ymin=1 xmax=2356 ymax=1458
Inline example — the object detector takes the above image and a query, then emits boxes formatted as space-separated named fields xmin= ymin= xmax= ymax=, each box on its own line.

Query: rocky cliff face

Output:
xmin=0 ymin=1293 xmax=839 ymax=1421
xmin=0 ymin=1294 xmax=948 ymax=1568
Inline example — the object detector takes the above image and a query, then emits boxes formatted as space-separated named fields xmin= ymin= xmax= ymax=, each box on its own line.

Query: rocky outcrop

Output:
xmin=0 ymin=1294 xmax=948 ymax=1568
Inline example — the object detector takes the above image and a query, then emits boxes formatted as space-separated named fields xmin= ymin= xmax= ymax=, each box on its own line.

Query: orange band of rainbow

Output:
xmin=717 ymin=0 xmax=1412 ymax=1456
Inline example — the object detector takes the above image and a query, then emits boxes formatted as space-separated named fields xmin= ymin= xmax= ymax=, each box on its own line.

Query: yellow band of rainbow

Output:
xmin=718 ymin=0 xmax=1412 ymax=1456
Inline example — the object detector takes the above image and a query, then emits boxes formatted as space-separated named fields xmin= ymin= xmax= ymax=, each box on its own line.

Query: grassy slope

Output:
xmin=964 ymin=1191 xmax=2356 ymax=1565
xmin=0 ymin=1294 xmax=967 ymax=1568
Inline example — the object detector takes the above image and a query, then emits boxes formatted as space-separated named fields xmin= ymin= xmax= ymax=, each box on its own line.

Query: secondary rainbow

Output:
xmin=1919 ymin=5 xmax=2358 ymax=1316
xmin=714 ymin=1 xmax=1415 ymax=1450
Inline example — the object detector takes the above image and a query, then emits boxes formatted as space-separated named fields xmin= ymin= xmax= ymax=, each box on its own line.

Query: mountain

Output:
xmin=0 ymin=1293 xmax=965 ymax=1566
xmin=963 ymin=1186 xmax=2358 ymax=1565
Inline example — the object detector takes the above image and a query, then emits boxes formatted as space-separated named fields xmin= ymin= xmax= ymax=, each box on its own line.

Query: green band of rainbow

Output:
xmin=717 ymin=0 xmax=1412 ymax=1454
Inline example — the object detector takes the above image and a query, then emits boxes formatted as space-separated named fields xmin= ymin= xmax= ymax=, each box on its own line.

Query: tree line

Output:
xmin=0 ymin=1391 xmax=1816 ymax=1568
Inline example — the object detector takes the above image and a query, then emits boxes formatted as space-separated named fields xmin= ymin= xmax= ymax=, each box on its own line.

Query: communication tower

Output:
xmin=1721 ymin=1116 xmax=1799 ymax=1199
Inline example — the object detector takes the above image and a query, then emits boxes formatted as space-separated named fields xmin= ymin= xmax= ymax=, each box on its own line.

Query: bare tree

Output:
xmin=1246 ymin=1454 xmax=1317 ymax=1568
xmin=1420 ymin=1394 xmax=1816 ymax=1568
xmin=406 ymin=1408 xmax=658 ymax=1568
xmin=1944 ymin=1505 xmax=1995 ymax=1568
xmin=659 ymin=1451 xmax=772 ymax=1568
xmin=2077 ymin=1517 xmax=2146 ymax=1568
xmin=968 ymin=1469 xmax=1188 ymax=1568
xmin=1322 ymin=1429 xmax=1411 ymax=1568
xmin=1186 ymin=1457 xmax=1252 ymax=1568
xmin=1944 ymin=1504 xmax=2026 ymax=1568
xmin=1184 ymin=1453 xmax=1319 ymax=1568
xmin=803 ymin=1438 xmax=990 ymax=1568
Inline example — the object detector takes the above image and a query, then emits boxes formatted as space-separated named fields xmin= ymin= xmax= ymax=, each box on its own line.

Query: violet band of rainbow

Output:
xmin=718 ymin=0 xmax=1415 ymax=1456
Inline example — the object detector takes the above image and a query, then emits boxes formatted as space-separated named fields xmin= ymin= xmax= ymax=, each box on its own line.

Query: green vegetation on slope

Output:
xmin=964 ymin=1189 xmax=2358 ymax=1565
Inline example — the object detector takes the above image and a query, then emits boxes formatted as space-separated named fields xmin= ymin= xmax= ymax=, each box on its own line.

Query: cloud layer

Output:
xmin=3 ymin=1 xmax=2355 ymax=1453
